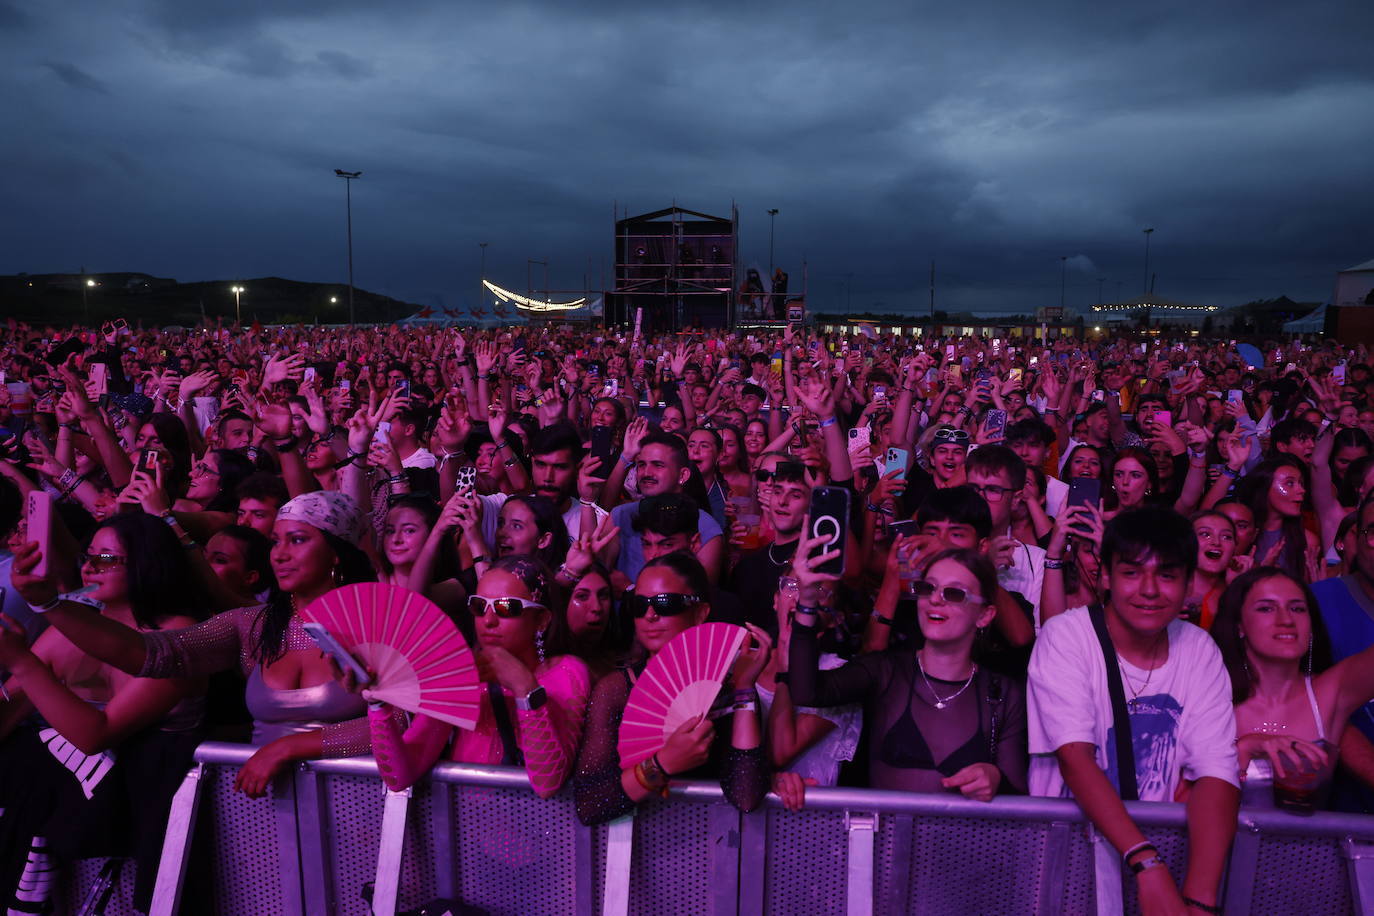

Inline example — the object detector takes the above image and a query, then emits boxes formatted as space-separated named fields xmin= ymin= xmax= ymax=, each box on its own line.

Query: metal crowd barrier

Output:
xmin=57 ymin=741 xmax=1374 ymax=915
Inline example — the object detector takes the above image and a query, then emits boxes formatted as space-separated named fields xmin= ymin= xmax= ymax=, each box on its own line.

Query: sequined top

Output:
xmin=138 ymin=605 xmax=377 ymax=757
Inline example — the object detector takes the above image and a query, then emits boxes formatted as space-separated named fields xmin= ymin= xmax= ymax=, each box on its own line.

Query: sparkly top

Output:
xmin=139 ymin=604 xmax=377 ymax=757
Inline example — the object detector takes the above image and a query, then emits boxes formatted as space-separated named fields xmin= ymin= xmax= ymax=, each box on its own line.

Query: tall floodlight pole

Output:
xmin=231 ymin=285 xmax=245 ymax=325
xmin=767 ymin=208 xmax=779 ymax=304
xmin=479 ymin=242 xmax=489 ymax=303
xmin=1142 ymin=227 xmax=1154 ymax=297
xmin=335 ymin=169 xmax=362 ymax=324
xmin=82 ymin=278 xmax=95 ymax=324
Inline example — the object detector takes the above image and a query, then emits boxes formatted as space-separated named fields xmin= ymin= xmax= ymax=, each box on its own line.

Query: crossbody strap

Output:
xmin=1087 ymin=605 xmax=1138 ymax=802
xmin=487 ymin=682 xmax=524 ymax=767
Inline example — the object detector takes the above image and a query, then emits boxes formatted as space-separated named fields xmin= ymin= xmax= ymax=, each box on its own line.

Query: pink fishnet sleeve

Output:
xmin=367 ymin=706 xmax=453 ymax=791
xmin=517 ymin=656 xmax=592 ymax=798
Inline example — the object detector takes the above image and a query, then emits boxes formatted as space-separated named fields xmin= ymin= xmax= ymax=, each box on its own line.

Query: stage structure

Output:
xmin=609 ymin=205 xmax=737 ymax=330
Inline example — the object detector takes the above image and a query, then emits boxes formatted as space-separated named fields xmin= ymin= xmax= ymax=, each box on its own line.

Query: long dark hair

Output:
xmin=204 ymin=448 xmax=256 ymax=513
xmin=1211 ymin=566 xmax=1332 ymax=704
xmin=252 ymin=531 xmax=375 ymax=666
xmin=100 ymin=513 xmax=208 ymax=630
xmin=499 ymin=495 xmax=569 ymax=571
xmin=1236 ymin=456 xmax=1309 ymax=578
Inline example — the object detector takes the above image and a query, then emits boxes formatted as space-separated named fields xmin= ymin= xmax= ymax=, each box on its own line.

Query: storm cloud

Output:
xmin=1 ymin=0 xmax=1371 ymax=315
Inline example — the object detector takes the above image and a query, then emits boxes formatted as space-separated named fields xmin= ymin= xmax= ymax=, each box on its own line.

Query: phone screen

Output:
xmin=808 ymin=486 xmax=850 ymax=576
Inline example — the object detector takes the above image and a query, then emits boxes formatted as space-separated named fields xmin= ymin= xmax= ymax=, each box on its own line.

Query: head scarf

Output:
xmin=276 ymin=490 xmax=365 ymax=546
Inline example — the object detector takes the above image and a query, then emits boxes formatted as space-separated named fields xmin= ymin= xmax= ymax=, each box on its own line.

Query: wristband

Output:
xmin=870 ymin=611 xmax=894 ymax=626
xmin=1121 ymin=841 xmax=1157 ymax=865
xmin=731 ymin=700 xmax=758 ymax=714
xmin=818 ymin=416 xmax=837 ymax=429
xmin=1220 ymin=465 xmax=1240 ymax=479
xmin=772 ymin=671 xmax=789 ymax=686
xmin=732 ymin=688 xmax=757 ymax=703
xmin=471 ymin=555 xmax=490 ymax=566
xmin=621 ymin=454 xmax=635 ymax=469
xmin=30 ymin=595 xmax=64 ymax=614
xmin=1182 ymin=897 xmax=1221 ymax=915
xmin=1043 ymin=558 xmax=1066 ymax=570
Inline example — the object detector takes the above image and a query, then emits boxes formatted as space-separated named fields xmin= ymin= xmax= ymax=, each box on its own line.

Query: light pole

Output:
xmin=82 ymin=278 xmax=95 ymax=324
xmin=767 ymin=208 xmax=779 ymax=312
xmin=1142 ymin=227 xmax=1154 ymax=298
xmin=335 ymin=169 xmax=362 ymax=324
xmin=1060 ymin=256 xmax=1067 ymax=311
xmin=527 ymin=258 xmax=548 ymax=302
xmin=231 ymin=285 xmax=245 ymax=325
xmin=479 ymin=242 xmax=488 ymax=304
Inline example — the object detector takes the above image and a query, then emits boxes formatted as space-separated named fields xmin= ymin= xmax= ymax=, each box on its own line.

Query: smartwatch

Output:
xmin=515 ymin=685 xmax=548 ymax=712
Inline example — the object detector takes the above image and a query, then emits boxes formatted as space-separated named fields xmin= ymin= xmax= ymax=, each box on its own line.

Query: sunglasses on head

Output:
xmin=626 ymin=592 xmax=703 ymax=618
xmin=910 ymin=579 xmax=984 ymax=605
xmin=467 ymin=595 xmax=547 ymax=618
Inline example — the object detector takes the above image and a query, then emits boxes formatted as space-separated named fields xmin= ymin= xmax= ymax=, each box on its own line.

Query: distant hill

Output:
xmin=0 ymin=272 xmax=421 ymax=327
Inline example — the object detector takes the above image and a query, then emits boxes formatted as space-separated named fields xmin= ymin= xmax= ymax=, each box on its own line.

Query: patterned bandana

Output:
xmin=276 ymin=491 xmax=366 ymax=546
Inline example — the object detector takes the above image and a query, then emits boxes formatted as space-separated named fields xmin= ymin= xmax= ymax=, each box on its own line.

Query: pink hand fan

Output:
xmin=617 ymin=622 xmax=748 ymax=768
xmin=299 ymin=583 xmax=482 ymax=730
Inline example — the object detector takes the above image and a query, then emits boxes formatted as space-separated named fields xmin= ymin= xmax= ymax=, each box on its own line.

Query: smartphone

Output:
xmin=590 ymin=425 xmax=616 ymax=477
xmin=44 ymin=336 xmax=88 ymax=367
xmin=395 ymin=379 xmax=411 ymax=398
xmin=873 ymin=385 xmax=887 ymax=401
xmin=847 ymin=426 xmax=871 ymax=455
xmin=808 ymin=486 xmax=850 ymax=576
xmin=339 ymin=379 xmax=351 ymax=392
xmin=27 ymin=490 xmax=54 ymax=579
xmin=455 ymin=465 xmax=477 ymax=495
xmin=945 ymin=344 xmax=955 ymax=358
xmin=1009 ymin=368 xmax=1023 ymax=385
xmin=137 ymin=448 xmax=160 ymax=475
xmin=1227 ymin=390 xmax=1243 ymax=404
xmin=1333 ymin=363 xmax=1347 ymax=385
xmin=1091 ymin=389 xmax=1105 ymax=402
xmin=983 ymin=409 xmax=1008 ymax=441
xmin=304 ymin=367 xmax=318 ymax=385
xmin=89 ymin=362 xmax=109 ymax=395
xmin=605 ymin=378 xmax=619 ymax=397
xmin=889 ymin=519 xmax=918 ymax=539
xmin=949 ymin=366 xmax=963 ymax=385
xmin=1066 ymin=477 xmax=1102 ymax=511
xmin=374 ymin=421 xmax=392 ymax=442
xmin=1154 ymin=410 xmax=1173 ymax=428
xmin=302 ymin=622 xmax=373 ymax=687
xmin=884 ymin=447 xmax=909 ymax=480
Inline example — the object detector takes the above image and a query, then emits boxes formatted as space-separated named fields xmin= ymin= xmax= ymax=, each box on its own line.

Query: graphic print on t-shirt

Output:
xmin=1105 ymin=694 xmax=1182 ymax=799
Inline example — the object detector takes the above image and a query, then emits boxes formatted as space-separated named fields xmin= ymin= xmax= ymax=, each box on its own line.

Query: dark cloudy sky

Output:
xmin=3 ymin=0 xmax=1372 ymax=316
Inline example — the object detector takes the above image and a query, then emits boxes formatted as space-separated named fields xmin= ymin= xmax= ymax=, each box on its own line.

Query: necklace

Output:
xmin=767 ymin=541 xmax=793 ymax=567
xmin=1119 ymin=633 xmax=1166 ymax=711
xmin=916 ymin=651 xmax=976 ymax=710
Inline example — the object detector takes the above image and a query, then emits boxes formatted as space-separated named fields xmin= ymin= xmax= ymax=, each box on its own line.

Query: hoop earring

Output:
xmin=536 ymin=628 xmax=547 ymax=664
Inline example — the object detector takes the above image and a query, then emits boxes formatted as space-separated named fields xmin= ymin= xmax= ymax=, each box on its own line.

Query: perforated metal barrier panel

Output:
xmin=50 ymin=742 xmax=1374 ymax=916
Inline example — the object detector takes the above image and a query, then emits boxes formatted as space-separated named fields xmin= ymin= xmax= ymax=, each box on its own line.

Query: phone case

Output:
xmin=809 ymin=487 xmax=850 ymax=576
xmin=28 ymin=491 xmax=54 ymax=578
xmin=884 ymin=447 xmax=909 ymax=479
xmin=302 ymin=622 xmax=372 ymax=686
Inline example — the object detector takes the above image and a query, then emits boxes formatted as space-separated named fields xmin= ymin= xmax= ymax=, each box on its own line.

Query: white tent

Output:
xmin=1282 ymin=303 xmax=1328 ymax=334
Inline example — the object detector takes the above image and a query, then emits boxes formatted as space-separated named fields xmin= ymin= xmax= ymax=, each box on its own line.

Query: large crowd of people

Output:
xmin=0 ymin=318 xmax=1372 ymax=913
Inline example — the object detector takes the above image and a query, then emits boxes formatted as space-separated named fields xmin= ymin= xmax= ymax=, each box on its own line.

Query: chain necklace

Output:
xmin=1120 ymin=633 xmax=1166 ymax=711
xmin=917 ymin=650 xmax=976 ymax=710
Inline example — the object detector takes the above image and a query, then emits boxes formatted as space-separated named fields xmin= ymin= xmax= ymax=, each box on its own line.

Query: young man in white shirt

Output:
xmin=966 ymin=446 xmax=1047 ymax=629
xmin=1028 ymin=507 xmax=1239 ymax=915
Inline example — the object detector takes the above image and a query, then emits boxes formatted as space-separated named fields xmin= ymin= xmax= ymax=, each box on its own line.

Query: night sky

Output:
xmin=3 ymin=0 xmax=1372 ymax=316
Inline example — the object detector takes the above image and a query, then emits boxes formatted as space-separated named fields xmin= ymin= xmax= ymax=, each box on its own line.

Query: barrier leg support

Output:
xmin=602 ymin=814 xmax=635 ymax=916
xmin=371 ymin=787 xmax=412 ymax=916
xmin=293 ymin=767 xmax=333 ymax=916
xmin=1344 ymin=838 xmax=1374 ymax=915
xmin=1091 ymin=827 xmax=1124 ymax=916
xmin=149 ymin=764 xmax=205 ymax=916
xmin=1036 ymin=822 xmax=1072 ymax=916
xmin=1221 ymin=822 xmax=1260 ymax=916
xmin=845 ymin=812 xmax=877 ymax=916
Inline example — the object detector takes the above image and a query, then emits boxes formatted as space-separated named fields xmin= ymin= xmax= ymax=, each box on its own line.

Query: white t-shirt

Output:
xmin=1027 ymin=606 xmax=1239 ymax=802
xmin=757 ymin=654 xmax=862 ymax=787
xmin=997 ymin=535 xmax=1046 ymax=630
xmin=1044 ymin=475 xmax=1069 ymax=518
xmin=561 ymin=499 xmax=609 ymax=542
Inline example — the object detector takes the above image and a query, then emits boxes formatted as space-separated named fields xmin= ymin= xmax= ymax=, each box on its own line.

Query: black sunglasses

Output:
xmin=626 ymin=592 xmax=703 ymax=618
